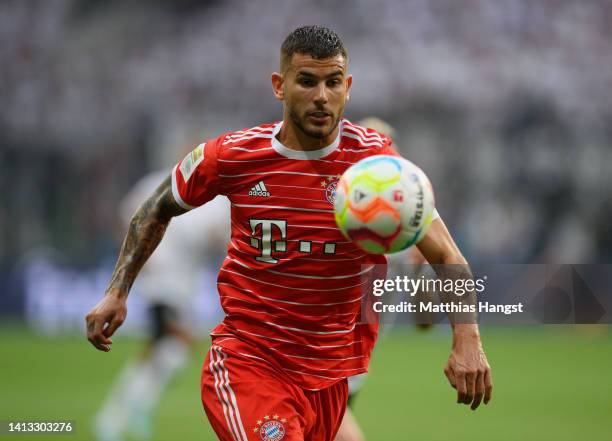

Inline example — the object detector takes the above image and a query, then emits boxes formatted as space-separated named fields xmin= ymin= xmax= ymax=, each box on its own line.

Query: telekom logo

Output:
xmin=249 ymin=219 xmax=287 ymax=264
xmin=249 ymin=219 xmax=337 ymax=263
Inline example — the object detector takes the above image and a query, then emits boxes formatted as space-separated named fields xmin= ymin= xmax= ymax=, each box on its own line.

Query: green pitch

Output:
xmin=0 ymin=325 xmax=610 ymax=441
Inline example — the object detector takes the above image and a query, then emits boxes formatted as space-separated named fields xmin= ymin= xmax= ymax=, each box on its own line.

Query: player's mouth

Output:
xmin=308 ymin=111 xmax=332 ymax=125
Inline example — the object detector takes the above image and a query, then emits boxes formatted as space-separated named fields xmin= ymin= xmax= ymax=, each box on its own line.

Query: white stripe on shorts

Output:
xmin=213 ymin=346 xmax=249 ymax=441
xmin=210 ymin=347 xmax=244 ymax=441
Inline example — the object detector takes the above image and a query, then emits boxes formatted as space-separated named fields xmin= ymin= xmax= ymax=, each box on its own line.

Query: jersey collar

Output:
xmin=271 ymin=120 xmax=342 ymax=160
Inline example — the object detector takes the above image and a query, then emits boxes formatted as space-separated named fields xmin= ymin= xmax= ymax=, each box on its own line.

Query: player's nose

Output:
xmin=313 ymin=83 xmax=328 ymax=104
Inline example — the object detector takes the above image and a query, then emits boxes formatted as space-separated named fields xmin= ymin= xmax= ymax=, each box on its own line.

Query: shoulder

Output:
xmin=339 ymin=119 xmax=393 ymax=152
xmin=216 ymin=122 xmax=277 ymax=150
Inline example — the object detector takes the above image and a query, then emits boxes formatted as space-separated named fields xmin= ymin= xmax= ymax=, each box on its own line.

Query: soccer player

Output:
xmin=93 ymin=169 xmax=230 ymax=441
xmin=86 ymin=26 xmax=493 ymax=441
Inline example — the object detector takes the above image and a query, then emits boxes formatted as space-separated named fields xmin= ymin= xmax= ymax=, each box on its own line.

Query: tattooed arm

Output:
xmin=85 ymin=175 xmax=187 ymax=352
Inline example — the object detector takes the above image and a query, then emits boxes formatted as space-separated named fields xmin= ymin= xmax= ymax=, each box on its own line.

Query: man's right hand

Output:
xmin=85 ymin=290 xmax=127 ymax=352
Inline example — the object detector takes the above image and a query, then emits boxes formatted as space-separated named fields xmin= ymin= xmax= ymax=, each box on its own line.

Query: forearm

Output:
xmin=435 ymin=257 xmax=485 ymax=372
xmin=106 ymin=210 xmax=170 ymax=296
xmin=433 ymin=251 xmax=480 ymax=336
xmin=106 ymin=176 xmax=185 ymax=297
xmin=416 ymin=218 xmax=481 ymax=336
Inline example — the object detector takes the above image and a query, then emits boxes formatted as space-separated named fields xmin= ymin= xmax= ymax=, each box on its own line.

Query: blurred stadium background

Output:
xmin=1 ymin=1 xmax=611 ymax=440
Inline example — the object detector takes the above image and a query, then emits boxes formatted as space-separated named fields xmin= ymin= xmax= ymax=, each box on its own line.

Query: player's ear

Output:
xmin=345 ymin=74 xmax=353 ymax=101
xmin=271 ymin=72 xmax=284 ymax=101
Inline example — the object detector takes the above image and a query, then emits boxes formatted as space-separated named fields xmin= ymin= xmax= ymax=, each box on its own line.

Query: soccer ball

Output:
xmin=334 ymin=155 xmax=435 ymax=254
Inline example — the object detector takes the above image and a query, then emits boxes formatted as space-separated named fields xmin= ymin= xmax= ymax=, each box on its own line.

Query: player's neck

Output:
xmin=277 ymin=119 xmax=339 ymax=152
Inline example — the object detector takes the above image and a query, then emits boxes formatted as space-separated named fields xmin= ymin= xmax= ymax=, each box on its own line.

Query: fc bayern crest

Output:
xmin=322 ymin=176 xmax=340 ymax=204
xmin=259 ymin=420 xmax=285 ymax=441
xmin=254 ymin=415 xmax=287 ymax=441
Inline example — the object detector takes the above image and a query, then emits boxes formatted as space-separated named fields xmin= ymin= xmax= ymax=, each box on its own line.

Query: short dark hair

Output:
xmin=280 ymin=25 xmax=347 ymax=69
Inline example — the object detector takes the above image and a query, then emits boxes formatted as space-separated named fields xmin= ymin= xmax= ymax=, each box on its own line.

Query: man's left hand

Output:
xmin=443 ymin=329 xmax=493 ymax=410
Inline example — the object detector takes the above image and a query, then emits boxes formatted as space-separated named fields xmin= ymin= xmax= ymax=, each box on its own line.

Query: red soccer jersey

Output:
xmin=172 ymin=119 xmax=398 ymax=390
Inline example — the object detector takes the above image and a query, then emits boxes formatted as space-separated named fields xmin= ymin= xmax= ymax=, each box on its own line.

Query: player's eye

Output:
xmin=298 ymin=77 xmax=315 ymax=87
xmin=327 ymin=79 xmax=342 ymax=87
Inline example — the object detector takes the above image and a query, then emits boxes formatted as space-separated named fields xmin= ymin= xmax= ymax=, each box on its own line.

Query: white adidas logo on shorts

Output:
xmin=248 ymin=181 xmax=271 ymax=197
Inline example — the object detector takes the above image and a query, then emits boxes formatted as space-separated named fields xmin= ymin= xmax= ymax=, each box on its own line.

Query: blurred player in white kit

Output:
xmin=93 ymin=169 xmax=230 ymax=441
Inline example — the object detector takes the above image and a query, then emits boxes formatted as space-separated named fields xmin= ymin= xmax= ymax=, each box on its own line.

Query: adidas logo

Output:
xmin=249 ymin=181 xmax=270 ymax=197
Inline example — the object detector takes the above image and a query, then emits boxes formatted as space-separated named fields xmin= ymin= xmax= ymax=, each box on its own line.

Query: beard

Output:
xmin=289 ymin=107 xmax=342 ymax=140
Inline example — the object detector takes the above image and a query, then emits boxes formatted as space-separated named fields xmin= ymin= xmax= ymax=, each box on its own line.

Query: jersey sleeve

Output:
xmin=379 ymin=136 xmax=401 ymax=157
xmin=171 ymin=135 xmax=223 ymax=210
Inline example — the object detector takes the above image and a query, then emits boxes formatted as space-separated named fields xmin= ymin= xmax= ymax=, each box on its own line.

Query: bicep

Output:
xmin=416 ymin=217 xmax=466 ymax=265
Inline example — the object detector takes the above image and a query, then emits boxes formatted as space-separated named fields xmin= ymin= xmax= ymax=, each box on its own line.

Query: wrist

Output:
xmin=105 ymin=288 xmax=128 ymax=300
xmin=452 ymin=324 xmax=481 ymax=346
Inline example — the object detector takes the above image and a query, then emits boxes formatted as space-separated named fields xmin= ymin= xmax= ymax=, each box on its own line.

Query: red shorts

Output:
xmin=201 ymin=338 xmax=348 ymax=441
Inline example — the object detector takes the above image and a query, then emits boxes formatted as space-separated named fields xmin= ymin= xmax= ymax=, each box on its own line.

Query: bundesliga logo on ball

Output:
xmin=334 ymin=155 xmax=435 ymax=254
